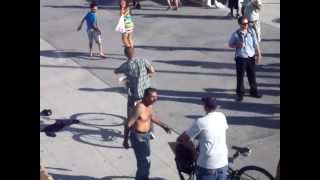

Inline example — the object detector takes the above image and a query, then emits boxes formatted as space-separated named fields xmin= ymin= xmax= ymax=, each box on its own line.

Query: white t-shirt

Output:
xmin=186 ymin=111 xmax=228 ymax=169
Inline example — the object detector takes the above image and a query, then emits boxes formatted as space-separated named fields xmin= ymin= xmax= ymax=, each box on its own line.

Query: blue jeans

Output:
xmin=130 ymin=131 xmax=151 ymax=180
xmin=196 ymin=165 xmax=228 ymax=180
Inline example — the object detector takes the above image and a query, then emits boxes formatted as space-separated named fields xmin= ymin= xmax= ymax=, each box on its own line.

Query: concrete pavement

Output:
xmin=41 ymin=0 xmax=279 ymax=179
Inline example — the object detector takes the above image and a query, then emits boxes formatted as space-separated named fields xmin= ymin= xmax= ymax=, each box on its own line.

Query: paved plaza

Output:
xmin=40 ymin=0 xmax=280 ymax=179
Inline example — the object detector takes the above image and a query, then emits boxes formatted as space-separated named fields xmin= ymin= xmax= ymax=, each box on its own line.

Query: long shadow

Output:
xmin=50 ymin=173 xmax=134 ymax=180
xmin=70 ymin=112 xmax=126 ymax=127
xmin=46 ymin=167 xmax=72 ymax=171
xmin=261 ymin=53 xmax=280 ymax=58
xmin=40 ymin=113 xmax=126 ymax=148
xmin=40 ymin=64 xmax=280 ymax=79
xmin=258 ymin=83 xmax=280 ymax=88
xmin=159 ymin=96 xmax=279 ymax=115
xmin=133 ymin=13 xmax=231 ymax=20
xmin=205 ymin=87 xmax=280 ymax=97
xmin=41 ymin=119 xmax=80 ymax=137
xmin=261 ymin=38 xmax=280 ymax=42
xmin=135 ymin=45 xmax=233 ymax=52
xmin=40 ymin=50 xmax=126 ymax=61
xmin=154 ymin=60 xmax=280 ymax=73
xmin=185 ymin=115 xmax=280 ymax=129
xmin=79 ymin=87 xmax=279 ymax=115
xmin=79 ymin=87 xmax=127 ymax=95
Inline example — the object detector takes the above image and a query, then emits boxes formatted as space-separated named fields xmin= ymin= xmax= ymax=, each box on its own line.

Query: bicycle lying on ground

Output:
xmin=174 ymin=144 xmax=274 ymax=180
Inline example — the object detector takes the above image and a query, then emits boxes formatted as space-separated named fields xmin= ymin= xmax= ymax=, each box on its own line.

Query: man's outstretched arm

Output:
xmin=151 ymin=112 xmax=171 ymax=134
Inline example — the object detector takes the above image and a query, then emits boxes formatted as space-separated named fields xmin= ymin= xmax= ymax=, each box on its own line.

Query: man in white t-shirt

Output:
xmin=177 ymin=97 xmax=228 ymax=180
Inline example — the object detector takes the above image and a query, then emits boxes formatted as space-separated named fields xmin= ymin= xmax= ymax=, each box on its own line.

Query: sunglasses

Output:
xmin=240 ymin=22 xmax=248 ymax=25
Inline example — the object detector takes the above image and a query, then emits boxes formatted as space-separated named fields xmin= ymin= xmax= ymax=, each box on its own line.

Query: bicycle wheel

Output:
xmin=236 ymin=165 xmax=274 ymax=180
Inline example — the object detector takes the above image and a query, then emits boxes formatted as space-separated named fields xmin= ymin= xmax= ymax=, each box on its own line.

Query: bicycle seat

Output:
xmin=232 ymin=146 xmax=251 ymax=155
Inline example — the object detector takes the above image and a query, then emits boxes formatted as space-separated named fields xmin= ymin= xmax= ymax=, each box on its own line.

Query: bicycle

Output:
xmin=227 ymin=146 xmax=274 ymax=180
xmin=174 ymin=144 xmax=274 ymax=180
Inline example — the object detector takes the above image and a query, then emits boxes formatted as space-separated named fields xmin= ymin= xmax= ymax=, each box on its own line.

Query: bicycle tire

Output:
xmin=235 ymin=165 xmax=274 ymax=180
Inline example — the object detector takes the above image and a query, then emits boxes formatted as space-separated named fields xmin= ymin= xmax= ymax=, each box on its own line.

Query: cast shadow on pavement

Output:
xmin=78 ymin=86 xmax=279 ymax=115
xmin=40 ymin=50 xmax=126 ymax=61
xmin=40 ymin=64 xmax=279 ymax=79
xmin=40 ymin=113 xmax=126 ymax=149
xmin=186 ymin=115 xmax=280 ymax=129
xmin=261 ymin=53 xmax=280 ymax=58
xmin=46 ymin=167 xmax=72 ymax=171
xmin=204 ymin=88 xmax=280 ymax=97
xmin=135 ymin=45 xmax=233 ymax=52
xmin=154 ymin=60 xmax=280 ymax=73
xmin=133 ymin=13 xmax=231 ymax=20
xmin=261 ymin=38 xmax=280 ymax=42
xmin=79 ymin=87 xmax=127 ymax=95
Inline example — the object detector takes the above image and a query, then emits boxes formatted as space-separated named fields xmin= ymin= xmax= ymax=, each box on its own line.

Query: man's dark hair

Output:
xmin=238 ymin=16 xmax=248 ymax=25
xmin=201 ymin=97 xmax=217 ymax=111
xmin=144 ymin=87 xmax=157 ymax=98
xmin=90 ymin=3 xmax=97 ymax=9
xmin=124 ymin=47 xmax=134 ymax=58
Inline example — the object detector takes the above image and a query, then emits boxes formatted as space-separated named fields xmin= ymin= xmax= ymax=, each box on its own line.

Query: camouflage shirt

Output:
xmin=115 ymin=58 xmax=152 ymax=99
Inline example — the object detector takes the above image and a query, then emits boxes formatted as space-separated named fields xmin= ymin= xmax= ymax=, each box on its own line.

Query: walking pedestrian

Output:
xmin=77 ymin=3 xmax=106 ymax=58
xmin=114 ymin=47 xmax=156 ymax=136
xmin=242 ymin=0 xmax=262 ymax=42
xmin=177 ymin=97 xmax=229 ymax=180
xmin=123 ymin=87 xmax=171 ymax=180
xmin=229 ymin=16 xmax=262 ymax=102
xmin=120 ymin=0 xmax=135 ymax=48
xmin=228 ymin=0 xmax=240 ymax=18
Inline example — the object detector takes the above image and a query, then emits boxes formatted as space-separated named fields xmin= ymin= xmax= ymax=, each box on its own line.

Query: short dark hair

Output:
xmin=144 ymin=87 xmax=157 ymax=98
xmin=201 ymin=97 xmax=217 ymax=110
xmin=238 ymin=16 xmax=248 ymax=25
xmin=90 ymin=3 xmax=97 ymax=9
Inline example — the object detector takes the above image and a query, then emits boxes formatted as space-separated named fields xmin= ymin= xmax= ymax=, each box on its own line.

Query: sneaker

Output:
xmin=150 ymin=132 xmax=156 ymax=140
xmin=236 ymin=95 xmax=243 ymax=102
xmin=250 ymin=93 xmax=262 ymax=98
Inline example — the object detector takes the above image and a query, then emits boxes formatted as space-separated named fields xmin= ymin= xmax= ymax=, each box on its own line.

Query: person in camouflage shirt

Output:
xmin=114 ymin=47 xmax=156 ymax=136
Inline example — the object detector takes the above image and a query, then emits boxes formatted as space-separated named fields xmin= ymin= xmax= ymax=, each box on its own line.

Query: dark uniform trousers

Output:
xmin=235 ymin=56 xmax=258 ymax=96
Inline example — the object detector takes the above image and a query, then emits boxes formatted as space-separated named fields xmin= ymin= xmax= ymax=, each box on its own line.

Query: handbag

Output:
xmin=115 ymin=15 xmax=126 ymax=33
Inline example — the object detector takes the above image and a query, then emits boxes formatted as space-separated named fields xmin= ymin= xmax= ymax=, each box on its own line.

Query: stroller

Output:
xmin=170 ymin=141 xmax=198 ymax=180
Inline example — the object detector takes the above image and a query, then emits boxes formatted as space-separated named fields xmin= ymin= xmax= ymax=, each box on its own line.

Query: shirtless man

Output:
xmin=123 ymin=87 xmax=171 ymax=180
